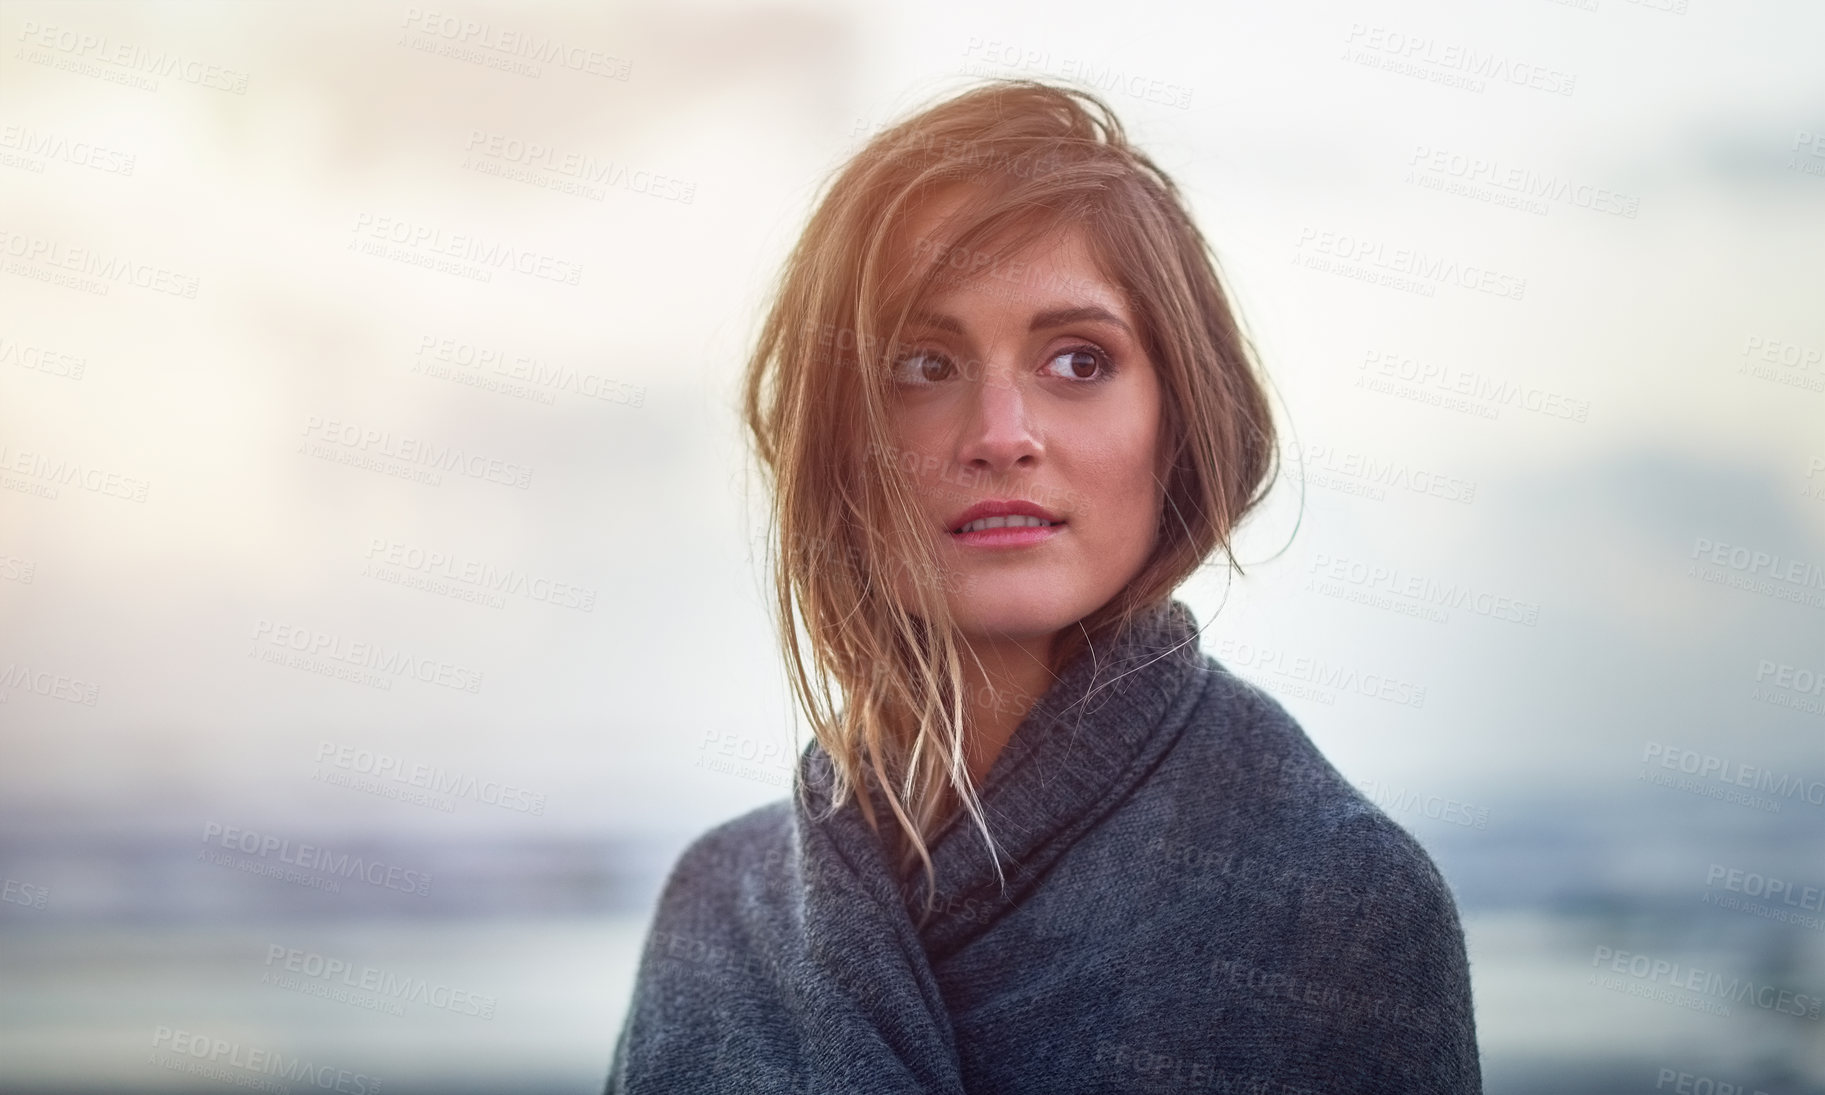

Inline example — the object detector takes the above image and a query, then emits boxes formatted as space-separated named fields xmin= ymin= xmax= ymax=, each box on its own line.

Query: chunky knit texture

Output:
xmin=606 ymin=599 xmax=1483 ymax=1093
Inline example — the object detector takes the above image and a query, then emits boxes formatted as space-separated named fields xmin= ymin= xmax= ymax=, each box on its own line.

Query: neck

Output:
xmin=954 ymin=629 xmax=1060 ymax=788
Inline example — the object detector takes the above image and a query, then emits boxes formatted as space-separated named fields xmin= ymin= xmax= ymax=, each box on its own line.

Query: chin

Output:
xmin=945 ymin=577 xmax=1093 ymax=639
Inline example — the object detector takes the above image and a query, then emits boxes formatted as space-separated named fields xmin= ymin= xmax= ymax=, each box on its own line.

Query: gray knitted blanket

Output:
xmin=606 ymin=599 xmax=1482 ymax=1093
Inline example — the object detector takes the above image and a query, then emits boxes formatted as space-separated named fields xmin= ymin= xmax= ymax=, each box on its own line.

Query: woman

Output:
xmin=607 ymin=78 xmax=1481 ymax=1093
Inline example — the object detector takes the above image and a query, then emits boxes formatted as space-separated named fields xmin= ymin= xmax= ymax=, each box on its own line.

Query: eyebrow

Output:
xmin=909 ymin=305 xmax=1135 ymax=339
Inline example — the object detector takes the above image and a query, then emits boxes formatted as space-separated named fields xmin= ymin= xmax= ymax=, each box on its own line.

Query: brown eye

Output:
xmin=892 ymin=350 xmax=954 ymax=386
xmin=1045 ymin=346 xmax=1113 ymax=382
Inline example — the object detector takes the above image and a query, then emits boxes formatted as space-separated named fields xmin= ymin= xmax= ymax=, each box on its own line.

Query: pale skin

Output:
xmin=885 ymin=192 xmax=1168 ymax=794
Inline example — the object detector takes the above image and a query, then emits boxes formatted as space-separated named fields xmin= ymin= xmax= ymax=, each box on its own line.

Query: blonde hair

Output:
xmin=739 ymin=78 xmax=1280 ymax=922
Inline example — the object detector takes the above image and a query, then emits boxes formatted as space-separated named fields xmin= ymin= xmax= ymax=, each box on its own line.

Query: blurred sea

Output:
xmin=4 ymin=787 xmax=1822 ymax=1094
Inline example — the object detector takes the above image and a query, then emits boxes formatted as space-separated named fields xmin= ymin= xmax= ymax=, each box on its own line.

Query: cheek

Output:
xmin=886 ymin=408 xmax=944 ymax=477
xmin=1088 ymin=408 xmax=1163 ymax=513
xmin=1071 ymin=442 xmax=1162 ymax=556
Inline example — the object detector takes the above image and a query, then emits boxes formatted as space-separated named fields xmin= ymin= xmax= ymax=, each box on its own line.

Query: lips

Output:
xmin=946 ymin=498 xmax=1065 ymax=535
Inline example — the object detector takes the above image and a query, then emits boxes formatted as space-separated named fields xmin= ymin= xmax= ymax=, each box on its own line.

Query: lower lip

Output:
xmin=949 ymin=522 xmax=1065 ymax=548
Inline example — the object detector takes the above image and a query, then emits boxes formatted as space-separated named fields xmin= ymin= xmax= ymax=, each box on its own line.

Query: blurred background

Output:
xmin=2 ymin=0 xmax=1822 ymax=1091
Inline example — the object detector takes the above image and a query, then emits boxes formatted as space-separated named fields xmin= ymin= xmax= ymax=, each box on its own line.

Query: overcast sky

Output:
xmin=2 ymin=0 xmax=1822 ymax=846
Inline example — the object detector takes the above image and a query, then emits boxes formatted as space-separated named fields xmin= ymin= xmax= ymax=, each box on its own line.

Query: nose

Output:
xmin=953 ymin=362 xmax=1041 ymax=474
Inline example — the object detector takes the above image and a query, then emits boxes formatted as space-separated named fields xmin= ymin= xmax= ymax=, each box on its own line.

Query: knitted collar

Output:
xmin=797 ymin=598 xmax=1212 ymax=961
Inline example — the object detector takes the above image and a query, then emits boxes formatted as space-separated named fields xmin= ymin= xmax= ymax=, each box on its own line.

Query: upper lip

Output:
xmin=947 ymin=499 xmax=1065 ymax=533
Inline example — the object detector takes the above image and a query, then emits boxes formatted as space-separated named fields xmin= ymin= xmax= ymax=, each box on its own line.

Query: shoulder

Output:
xmin=674 ymin=799 xmax=793 ymax=870
xmin=1186 ymin=659 xmax=1461 ymax=918
xmin=664 ymin=795 xmax=792 ymax=879
xmin=611 ymin=806 xmax=802 ymax=1090
xmin=1183 ymin=661 xmax=1481 ymax=1084
xmin=657 ymin=799 xmax=794 ymax=907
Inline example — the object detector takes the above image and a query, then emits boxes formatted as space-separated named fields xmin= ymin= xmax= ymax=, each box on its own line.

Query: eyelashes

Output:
xmin=891 ymin=343 xmax=1120 ymax=387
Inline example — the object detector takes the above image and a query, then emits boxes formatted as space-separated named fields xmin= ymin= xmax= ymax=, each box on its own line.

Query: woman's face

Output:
xmin=881 ymin=199 xmax=1166 ymax=650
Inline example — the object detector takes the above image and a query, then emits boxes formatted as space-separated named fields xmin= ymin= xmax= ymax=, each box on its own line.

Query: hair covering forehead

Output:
xmin=869 ymin=178 xmax=1125 ymax=337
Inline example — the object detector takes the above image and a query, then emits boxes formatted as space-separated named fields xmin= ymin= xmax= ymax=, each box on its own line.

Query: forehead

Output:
xmin=893 ymin=187 xmax=1131 ymax=322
